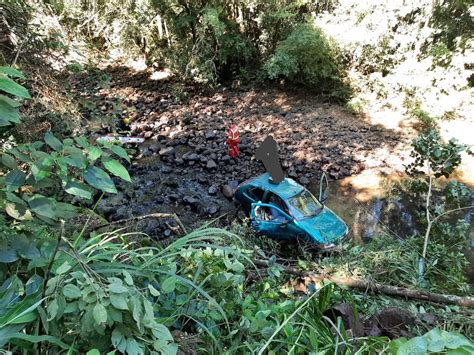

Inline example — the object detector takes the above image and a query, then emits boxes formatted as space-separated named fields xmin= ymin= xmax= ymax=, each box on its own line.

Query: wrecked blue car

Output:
xmin=234 ymin=173 xmax=348 ymax=250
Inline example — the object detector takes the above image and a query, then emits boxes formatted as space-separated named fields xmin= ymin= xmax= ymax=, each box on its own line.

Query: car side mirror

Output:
xmin=319 ymin=172 xmax=329 ymax=204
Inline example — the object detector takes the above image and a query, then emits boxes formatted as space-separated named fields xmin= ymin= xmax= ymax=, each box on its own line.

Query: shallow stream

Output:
xmin=311 ymin=176 xmax=474 ymax=283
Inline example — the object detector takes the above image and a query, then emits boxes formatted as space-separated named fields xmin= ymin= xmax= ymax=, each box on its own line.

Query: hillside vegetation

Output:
xmin=0 ymin=1 xmax=473 ymax=354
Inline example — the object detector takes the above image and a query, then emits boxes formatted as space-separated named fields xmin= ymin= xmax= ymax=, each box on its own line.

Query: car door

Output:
xmin=250 ymin=202 xmax=302 ymax=239
xmin=240 ymin=186 xmax=265 ymax=212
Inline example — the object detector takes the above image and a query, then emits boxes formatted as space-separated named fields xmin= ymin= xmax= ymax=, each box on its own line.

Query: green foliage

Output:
xmin=0 ymin=226 xmax=396 ymax=353
xmin=429 ymin=42 xmax=453 ymax=68
xmin=444 ymin=181 xmax=471 ymax=206
xmin=411 ymin=107 xmax=438 ymax=131
xmin=50 ymin=1 xmax=342 ymax=88
xmin=431 ymin=0 xmax=473 ymax=50
xmin=0 ymin=132 xmax=131 ymax=223
xmin=65 ymin=62 xmax=85 ymax=74
xmin=322 ymin=222 xmax=471 ymax=296
xmin=264 ymin=24 xmax=350 ymax=100
xmin=389 ymin=327 xmax=474 ymax=354
xmin=406 ymin=128 xmax=472 ymax=178
xmin=0 ymin=66 xmax=30 ymax=128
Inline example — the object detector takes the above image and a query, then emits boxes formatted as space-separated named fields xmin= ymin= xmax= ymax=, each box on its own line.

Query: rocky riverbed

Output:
xmin=69 ymin=66 xmax=416 ymax=238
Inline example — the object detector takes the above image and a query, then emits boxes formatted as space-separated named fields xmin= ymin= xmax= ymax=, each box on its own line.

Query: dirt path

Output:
xmin=69 ymin=66 xmax=417 ymax=237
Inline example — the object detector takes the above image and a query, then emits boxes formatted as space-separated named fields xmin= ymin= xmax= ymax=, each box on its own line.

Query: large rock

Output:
xmin=159 ymin=147 xmax=175 ymax=156
xmin=205 ymin=131 xmax=216 ymax=140
xmin=183 ymin=152 xmax=199 ymax=161
xmin=222 ymin=185 xmax=234 ymax=199
xmin=206 ymin=159 xmax=217 ymax=170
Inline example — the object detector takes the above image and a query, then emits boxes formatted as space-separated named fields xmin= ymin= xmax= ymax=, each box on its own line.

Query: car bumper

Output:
xmin=318 ymin=230 xmax=350 ymax=251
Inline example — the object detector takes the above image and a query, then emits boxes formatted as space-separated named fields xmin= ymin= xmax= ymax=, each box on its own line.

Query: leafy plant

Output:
xmin=444 ymin=181 xmax=471 ymax=206
xmin=406 ymin=128 xmax=471 ymax=178
xmin=0 ymin=132 xmax=131 ymax=223
xmin=389 ymin=327 xmax=474 ymax=354
xmin=263 ymin=24 xmax=350 ymax=100
xmin=0 ymin=66 xmax=30 ymax=128
xmin=411 ymin=108 xmax=438 ymax=131
xmin=0 ymin=226 xmax=394 ymax=354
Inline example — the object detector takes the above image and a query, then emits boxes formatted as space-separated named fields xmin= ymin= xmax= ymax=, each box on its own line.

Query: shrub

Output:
xmin=263 ymin=24 xmax=350 ymax=100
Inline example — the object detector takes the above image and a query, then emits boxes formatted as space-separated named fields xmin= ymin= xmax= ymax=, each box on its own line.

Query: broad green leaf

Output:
xmin=5 ymin=192 xmax=26 ymax=206
xmin=131 ymin=297 xmax=141 ymax=325
xmin=143 ymin=299 xmax=154 ymax=324
xmin=63 ymin=179 xmax=93 ymax=200
xmin=87 ymin=350 xmax=101 ymax=355
xmin=63 ymin=138 xmax=74 ymax=146
xmin=44 ymin=131 xmax=63 ymax=151
xmin=84 ymin=166 xmax=117 ymax=194
xmin=111 ymin=329 xmax=124 ymax=348
xmin=1 ymin=153 xmax=17 ymax=169
xmin=74 ymin=136 xmax=89 ymax=148
xmin=28 ymin=196 xmax=56 ymax=220
xmin=63 ymin=284 xmax=82 ymax=299
xmin=63 ymin=145 xmax=84 ymax=156
xmin=153 ymin=340 xmax=177 ymax=355
xmin=31 ymin=141 xmax=44 ymax=149
xmin=108 ymin=307 xmax=123 ymax=323
xmin=102 ymin=157 xmax=131 ymax=182
xmin=47 ymin=299 xmax=59 ymax=321
xmin=11 ymin=234 xmax=40 ymax=259
xmin=110 ymin=293 xmax=128 ymax=310
xmin=110 ymin=145 xmax=130 ymax=163
xmin=0 ymin=94 xmax=21 ymax=107
xmin=0 ymin=115 xmax=11 ymax=127
xmin=10 ymin=311 xmax=37 ymax=324
xmin=125 ymin=338 xmax=141 ymax=355
xmin=31 ymin=150 xmax=50 ymax=161
xmin=0 ymin=100 xmax=20 ymax=124
xmin=148 ymin=284 xmax=160 ymax=297
xmin=8 ymin=148 xmax=30 ymax=163
xmin=31 ymin=156 xmax=54 ymax=181
xmin=93 ymin=303 xmax=107 ymax=325
xmin=122 ymin=270 xmax=133 ymax=286
xmin=5 ymin=169 xmax=26 ymax=192
xmin=55 ymin=202 xmax=78 ymax=219
xmin=153 ymin=324 xmax=173 ymax=342
xmin=56 ymin=261 xmax=71 ymax=275
xmin=0 ymin=66 xmax=26 ymax=79
xmin=87 ymin=146 xmax=103 ymax=161
xmin=161 ymin=277 xmax=176 ymax=293
xmin=5 ymin=203 xmax=32 ymax=221
xmin=0 ymin=76 xmax=30 ymax=98
xmin=0 ymin=248 xmax=18 ymax=263
xmin=109 ymin=283 xmax=128 ymax=294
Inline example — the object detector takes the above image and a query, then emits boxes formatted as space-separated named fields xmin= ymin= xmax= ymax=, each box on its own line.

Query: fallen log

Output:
xmin=253 ymin=259 xmax=474 ymax=308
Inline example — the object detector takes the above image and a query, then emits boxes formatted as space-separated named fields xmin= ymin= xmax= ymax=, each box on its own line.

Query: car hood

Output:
xmin=297 ymin=207 xmax=348 ymax=244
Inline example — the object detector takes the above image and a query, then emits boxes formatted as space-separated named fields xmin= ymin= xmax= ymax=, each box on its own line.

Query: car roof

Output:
xmin=249 ymin=173 xmax=305 ymax=200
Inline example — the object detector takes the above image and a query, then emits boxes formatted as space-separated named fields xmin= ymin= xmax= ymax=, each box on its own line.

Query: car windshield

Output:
xmin=287 ymin=190 xmax=322 ymax=219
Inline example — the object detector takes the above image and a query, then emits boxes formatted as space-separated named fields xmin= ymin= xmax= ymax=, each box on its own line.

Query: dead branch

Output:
xmin=253 ymin=259 xmax=474 ymax=308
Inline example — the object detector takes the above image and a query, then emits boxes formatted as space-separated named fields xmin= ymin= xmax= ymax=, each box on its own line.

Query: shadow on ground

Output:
xmin=67 ymin=65 xmax=410 ymax=238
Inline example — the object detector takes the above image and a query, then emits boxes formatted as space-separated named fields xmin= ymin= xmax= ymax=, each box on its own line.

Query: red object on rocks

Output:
xmin=226 ymin=124 xmax=240 ymax=158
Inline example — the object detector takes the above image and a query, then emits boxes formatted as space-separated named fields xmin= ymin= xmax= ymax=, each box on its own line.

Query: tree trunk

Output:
xmin=253 ymin=259 xmax=474 ymax=308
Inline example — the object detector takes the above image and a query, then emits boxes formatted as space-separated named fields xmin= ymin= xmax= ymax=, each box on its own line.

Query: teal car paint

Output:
xmin=297 ymin=207 xmax=348 ymax=244
xmin=234 ymin=173 xmax=349 ymax=248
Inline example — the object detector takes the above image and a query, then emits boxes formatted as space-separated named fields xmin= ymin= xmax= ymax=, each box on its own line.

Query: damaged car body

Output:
xmin=234 ymin=173 xmax=349 ymax=250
